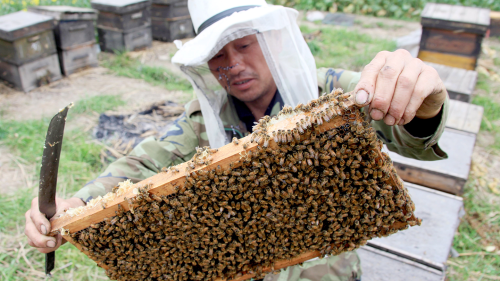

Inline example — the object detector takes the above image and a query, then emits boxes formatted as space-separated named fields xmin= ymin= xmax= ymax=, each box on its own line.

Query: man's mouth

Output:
xmin=234 ymin=79 xmax=251 ymax=85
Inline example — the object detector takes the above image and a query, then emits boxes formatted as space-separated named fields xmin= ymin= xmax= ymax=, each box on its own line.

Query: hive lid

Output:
xmin=91 ymin=0 xmax=150 ymax=14
xmin=0 ymin=11 xmax=55 ymax=42
xmin=421 ymin=3 xmax=490 ymax=34
xmin=27 ymin=6 xmax=98 ymax=21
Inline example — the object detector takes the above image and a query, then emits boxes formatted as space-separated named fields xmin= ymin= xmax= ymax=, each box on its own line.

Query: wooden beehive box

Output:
xmin=51 ymin=91 xmax=420 ymax=281
xmin=370 ymin=182 xmax=463 ymax=269
xmin=0 ymin=11 xmax=56 ymax=65
xmin=418 ymin=3 xmax=490 ymax=70
xmin=426 ymin=62 xmax=478 ymax=103
xmin=28 ymin=6 xmax=99 ymax=76
xmin=388 ymin=98 xmax=483 ymax=195
xmin=91 ymin=0 xmax=152 ymax=52
xmin=0 ymin=11 xmax=62 ymax=92
xmin=491 ymin=11 xmax=500 ymax=37
xmin=151 ymin=0 xmax=195 ymax=42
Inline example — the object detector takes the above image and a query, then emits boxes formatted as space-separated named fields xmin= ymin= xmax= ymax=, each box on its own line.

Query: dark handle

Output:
xmin=73 ymin=53 xmax=89 ymax=61
xmin=45 ymin=251 xmax=55 ymax=276
xmin=69 ymin=24 xmax=87 ymax=31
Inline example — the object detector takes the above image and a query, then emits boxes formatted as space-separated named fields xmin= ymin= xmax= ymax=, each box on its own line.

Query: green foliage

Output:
xmin=0 ymin=0 xmax=91 ymax=16
xmin=101 ymin=53 xmax=193 ymax=92
xmin=301 ymin=25 xmax=396 ymax=70
xmin=268 ymin=0 xmax=500 ymax=19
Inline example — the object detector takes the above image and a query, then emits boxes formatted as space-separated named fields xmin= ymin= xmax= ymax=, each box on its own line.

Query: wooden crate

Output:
xmin=58 ymin=43 xmax=98 ymax=76
xmin=370 ymin=182 xmax=463 ymax=268
xmin=152 ymin=17 xmax=194 ymax=42
xmin=152 ymin=1 xmax=189 ymax=18
xmin=91 ymin=0 xmax=151 ymax=32
xmin=98 ymin=25 xmax=152 ymax=52
xmin=358 ymin=246 xmax=445 ymax=281
xmin=0 ymin=11 xmax=56 ymax=65
xmin=387 ymin=128 xmax=476 ymax=195
xmin=491 ymin=11 xmax=500 ymax=37
xmin=426 ymin=62 xmax=477 ymax=102
xmin=28 ymin=6 xmax=98 ymax=50
xmin=418 ymin=3 xmax=490 ymax=70
xmin=0 ymin=54 xmax=62 ymax=92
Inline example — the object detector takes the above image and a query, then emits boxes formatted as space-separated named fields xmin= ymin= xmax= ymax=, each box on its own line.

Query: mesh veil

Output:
xmin=172 ymin=5 xmax=318 ymax=148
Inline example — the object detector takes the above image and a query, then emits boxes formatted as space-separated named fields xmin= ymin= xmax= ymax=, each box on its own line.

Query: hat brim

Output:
xmin=171 ymin=5 xmax=297 ymax=67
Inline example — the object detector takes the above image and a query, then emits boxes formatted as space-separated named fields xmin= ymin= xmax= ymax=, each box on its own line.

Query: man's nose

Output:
xmin=226 ymin=51 xmax=244 ymax=75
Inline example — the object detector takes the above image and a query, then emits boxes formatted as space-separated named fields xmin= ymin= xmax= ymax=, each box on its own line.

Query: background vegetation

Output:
xmin=269 ymin=0 xmax=500 ymax=19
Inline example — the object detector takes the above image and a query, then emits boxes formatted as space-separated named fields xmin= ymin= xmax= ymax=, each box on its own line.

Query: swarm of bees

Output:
xmin=68 ymin=89 xmax=419 ymax=281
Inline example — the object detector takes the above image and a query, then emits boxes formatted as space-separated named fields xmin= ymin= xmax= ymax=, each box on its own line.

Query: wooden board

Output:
xmin=418 ymin=50 xmax=477 ymax=71
xmin=420 ymin=3 xmax=490 ymax=35
xmin=358 ymin=246 xmax=445 ymax=281
xmin=425 ymin=62 xmax=478 ymax=102
xmin=446 ymin=99 xmax=483 ymax=134
xmin=54 ymin=20 xmax=96 ymax=50
xmin=96 ymin=7 xmax=151 ymax=32
xmin=370 ymin=182 xmax=463 ymax=266
xmin=386 ymin=128 xmax=476 ymax=195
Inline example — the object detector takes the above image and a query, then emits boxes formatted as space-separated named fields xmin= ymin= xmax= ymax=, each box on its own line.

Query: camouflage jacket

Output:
xmin=74 ymin=68 xmax=448 ymax=281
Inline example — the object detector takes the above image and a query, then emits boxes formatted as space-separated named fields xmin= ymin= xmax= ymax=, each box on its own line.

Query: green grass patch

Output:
xmin=301 ymin=25 xmax=396 ymax=71
xmin=448 ymin=181 xmax=500 ymax=280
xmin=0 ymin=0 xmax=91 ymax=16
xmin=71 ymin=95 xmax=126 ymax=115
xmin=101 ymin=53 xmax=193 ymax=92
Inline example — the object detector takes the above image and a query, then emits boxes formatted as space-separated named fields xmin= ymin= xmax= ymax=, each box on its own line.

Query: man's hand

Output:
xmin=25 ymin=197 xmax=85 ymax=253
xmin=354 ymin=49 xmax=447 ymax=126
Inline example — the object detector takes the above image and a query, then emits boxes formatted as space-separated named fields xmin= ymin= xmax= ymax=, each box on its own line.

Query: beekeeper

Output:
xmin=24 ymin=0 xmax=448 ymax=280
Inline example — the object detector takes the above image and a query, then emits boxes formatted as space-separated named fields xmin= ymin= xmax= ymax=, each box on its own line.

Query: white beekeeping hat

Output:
xmin=172 ymin=0 xmax=318 ymax=148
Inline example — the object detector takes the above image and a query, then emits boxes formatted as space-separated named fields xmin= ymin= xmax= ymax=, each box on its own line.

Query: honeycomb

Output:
xmin=57 ymin=89 xmax=420 ymax=281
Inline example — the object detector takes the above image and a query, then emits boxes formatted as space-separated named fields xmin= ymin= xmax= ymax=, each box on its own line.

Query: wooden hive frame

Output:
xmin=51 ymin=90 xmax=418 ymax=281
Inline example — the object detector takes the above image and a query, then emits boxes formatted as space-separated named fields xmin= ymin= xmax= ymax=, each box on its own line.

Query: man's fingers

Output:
xmin=401 ymin=66 xmax=439 ymax=124
xmin=29 ymin=197 xmax=51 ymax=235
xmin=24 ymin=218 xmax=57 ymax=249
xmin=354 ymin=51 xmax=390 ymax=105
xmin=369 ymin=51 xmax=406 ymax=122
xmin=386 ymin=59 xmax=423 ymax=126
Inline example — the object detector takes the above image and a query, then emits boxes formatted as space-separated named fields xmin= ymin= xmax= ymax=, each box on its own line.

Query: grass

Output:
xmin=300 ymin=25 xmax=397 ymax=71
xmin=0 ymin=95 xmax=124 ymax=280
xmin=100 ymin=53 xmax=193 ymax=93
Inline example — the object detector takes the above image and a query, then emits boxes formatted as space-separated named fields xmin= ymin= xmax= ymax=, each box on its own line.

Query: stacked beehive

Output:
xmin=151 ymin=0 xmax=195 ymax=42
xmin=0 ymin=11 xmax=62 ymax=92
xmin=91 ymin=0 xmax=152 ymax=52
xmin=52 ymin=90 xmax=420 ymax=281
xmin=28 ymin=6 xmax=99 ymax=76
xmin=418 ymin=3 xmax=490 ymax=70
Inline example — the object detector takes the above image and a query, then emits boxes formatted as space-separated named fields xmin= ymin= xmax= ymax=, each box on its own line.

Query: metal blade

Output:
xmin=38 ymin=103 xmax=73 ymax=276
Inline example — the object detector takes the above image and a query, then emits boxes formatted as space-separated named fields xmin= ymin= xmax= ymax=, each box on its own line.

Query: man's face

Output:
xmin=207 ymin=35 xmax=276 ymax=102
